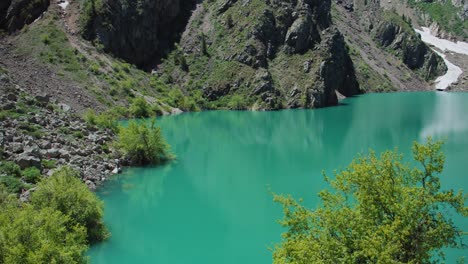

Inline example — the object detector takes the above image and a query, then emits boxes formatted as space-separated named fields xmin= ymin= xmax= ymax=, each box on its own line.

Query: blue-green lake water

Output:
xmin=89 ymin=92 xmax=468 ymax=263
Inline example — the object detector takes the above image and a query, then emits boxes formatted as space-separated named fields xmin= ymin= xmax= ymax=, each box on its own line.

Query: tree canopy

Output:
xmin=273 ymin=139 xmax=468 ymax=263
xmin=0 ymin=166 xmax=110 ymax=263
xmin=32 ymin=166 xmax=108 ymax=243
xmin=117 ymin=120 xmax=173 ymax=165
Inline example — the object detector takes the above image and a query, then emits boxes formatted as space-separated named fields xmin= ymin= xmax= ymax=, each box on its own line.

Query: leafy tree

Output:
xmin=130 ymin=97 xmax=150 ymax=118
xmin=273 ymin=139 xmax=468 ymax=263
xmin=0 ymin=199 xmax=87 ymax=264
xmin=32 ymin=166 xmax=108 ymax=243
xmin=117 ymin=120 xmax=173 ymax=165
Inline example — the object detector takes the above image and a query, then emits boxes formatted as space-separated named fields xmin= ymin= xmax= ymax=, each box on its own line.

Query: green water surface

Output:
xmin=89 ymin=92 xmax=468 ymax=263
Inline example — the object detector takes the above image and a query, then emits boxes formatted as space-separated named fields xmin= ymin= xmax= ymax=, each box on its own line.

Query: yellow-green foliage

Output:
xmin=83 ymin=109 xmax=118 ymax=131
xmin=0 ymin=199 xmax=88 ymax=264
xmin=32 ymin=167 xmax=108 ymax=243
xmin=0 ymin=167 xmax=102 ymax=264
xmin=130 ymin=97 xmax=151 ymax=118
xmin=273 ymin=138 xmax=468 ymax=263
xmin=117 ymin=120 xmax=173 ymax=165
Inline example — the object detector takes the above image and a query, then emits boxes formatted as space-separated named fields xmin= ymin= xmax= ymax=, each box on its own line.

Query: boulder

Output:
xmin=6 ymin=93 xmax=17 ymax=101
xmin=15 ymin=154 xmax=41 ymax=169
xmin=35 ymin=94 xmax=50 ymax=105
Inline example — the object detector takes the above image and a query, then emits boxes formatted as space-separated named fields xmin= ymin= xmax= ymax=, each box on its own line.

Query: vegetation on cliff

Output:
xmin=407 ymin=0 xmax=468 ymax=39
xmin=273 ymin=139 xmax=468 ymax=263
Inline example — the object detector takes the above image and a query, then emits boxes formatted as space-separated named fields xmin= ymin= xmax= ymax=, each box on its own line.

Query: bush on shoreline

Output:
xmin=32 ymin=167 xmax=109 ymax=243
xmin=116 ymin=120 xmax=173 ymax=165
xmin=0 ymin=166 xmax=108 ymax=263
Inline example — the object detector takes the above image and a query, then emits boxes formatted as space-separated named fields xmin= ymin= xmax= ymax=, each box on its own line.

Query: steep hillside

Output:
xmin=157 ymin=0 xmax=361 ymax=110
xmin=349 ymin=0 xmax=447 ymax=81
xmin=0 ymin=0 xmax=456 ymax=115
xmin=81 ymin=0 xmax=197 ymax=68
xmin=0 ymin=1 xmax=185 ymax=115
xmin=407 ymin=0 xmax=468 ymax=40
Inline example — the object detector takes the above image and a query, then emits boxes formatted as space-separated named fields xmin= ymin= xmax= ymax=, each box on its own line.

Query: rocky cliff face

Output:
xmin=373 ymin=16 xmax=447 ymax=80
xmin=353 ymin=0 xmax=447 ymax=80
xmin=0 ymin=0 xmax=49 ymax=33
xmin=81 ymin=0 xmax=196 ymax=68
xmin=158 ymin=0 xmax=360 ymax=110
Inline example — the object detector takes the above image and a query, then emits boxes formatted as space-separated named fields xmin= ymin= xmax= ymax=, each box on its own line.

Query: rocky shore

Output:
xmin=0 ymin=68 xmax=121 ymax=195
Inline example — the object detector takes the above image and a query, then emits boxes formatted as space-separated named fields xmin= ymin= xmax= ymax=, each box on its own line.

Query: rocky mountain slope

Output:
xmin=82 ymin=0 xmax=363 ymax=110
xmin=0 ymin=65 xmax=119 ymax=197
xmin=343 ymin=0 xmax=447 ymax=81
xmin=1 ymin=0 xmax=455 ymax=114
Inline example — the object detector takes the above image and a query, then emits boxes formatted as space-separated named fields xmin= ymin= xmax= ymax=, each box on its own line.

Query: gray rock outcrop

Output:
xmin=0 ymin=0 xmax=49 ymax=33
xmin=81 ymin=0 xmax=196 ymax=68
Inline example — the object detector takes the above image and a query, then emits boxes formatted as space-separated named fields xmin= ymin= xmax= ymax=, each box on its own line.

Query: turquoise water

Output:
xmin=89 ymin=92 xmax=468 ymax=263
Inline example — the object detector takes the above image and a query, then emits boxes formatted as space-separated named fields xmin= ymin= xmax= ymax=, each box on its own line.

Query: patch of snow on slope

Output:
xmin=58 ymin=0 xmax=69 ymax=10
xmin=415 ymin=27 xmax=468 ymax=55
xmin=414 ymin=27 xmax=468 ymax=90
xmin=432 ymin=50 xmax=463 ymax=90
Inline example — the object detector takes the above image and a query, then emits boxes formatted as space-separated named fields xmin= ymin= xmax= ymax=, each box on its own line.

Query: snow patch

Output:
xmin=415 ymin=27 xmax=468 ymax=55
xmin=58 ymin=0 xmax=69 ymax=10
xmin=432 ymin=50 xmax=463 ymax=91
xmin=414 ymin=27 xmax=468 ymax=90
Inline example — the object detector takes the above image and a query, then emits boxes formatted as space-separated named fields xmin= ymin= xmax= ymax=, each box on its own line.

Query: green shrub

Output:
xmin=227 ymin=95 xmax=247 ymax=110
xmin=0 ymin=161 xmax=21 ymax=177
xmin=130 ymin=97 xmax=150 ymax=118
xmin=73 ymin=131 xmax=84 ymax=139
xmin=40 ymin=34 xmax=50 ymax=45
xmin=0 ymin=201 xmax=88 ymax=264
xmin=0 ymin=176 xmax=25 ymax=194
xmin=151 ymin=104 xmax=165 ymax=116
xmin=83 ymin=109 xmax=118 ymax=131
xmin=273 ymin=139 xmax=468 ymax=263
xmin=32 ymin=166 xmax=108 ymax=243
xmin=117 ymin=120 xmax=173 ymax=165
xmin=41 ymin=159 xmax=57 ymax=169
xmin=83 ymin=109 xmax=97 ymax=125
xmin=21 ymin=167 xmax=42 ymax=184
